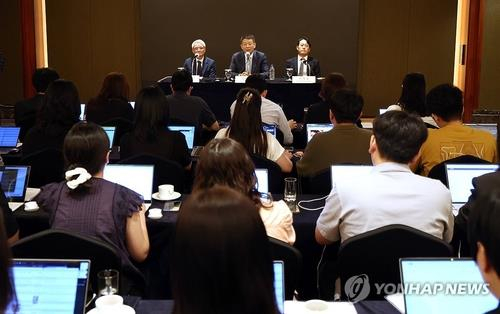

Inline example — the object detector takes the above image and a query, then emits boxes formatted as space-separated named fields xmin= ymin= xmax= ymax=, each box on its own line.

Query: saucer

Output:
xmin=87 ymin=304 xmax=135 ymax=314
xmin=152 ymin=191 xmax=181 ymax=201
xmin=148 ymin=213 xmax=163 ymax=219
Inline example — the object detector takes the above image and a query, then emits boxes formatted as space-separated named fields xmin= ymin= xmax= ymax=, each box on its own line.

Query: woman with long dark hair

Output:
xmin=172 ymin=186 xmax=279 ymax=314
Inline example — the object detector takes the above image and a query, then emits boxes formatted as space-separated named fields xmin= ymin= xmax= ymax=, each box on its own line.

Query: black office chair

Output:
xmin=336 ymin=224 xmax=453 ymax=300
xmin=100 ymin=117 xmax=133 ymax=146
xmin=250 ymin=154 xmax=284 ymax=194
xmin=10 ymin=229 xmax=136 ymax=294
xmin=268 ymin=237 xmax=302 ymax=300
xmin=299 ymin=168 xmax=332 ymax=195
xmin=427 ymin=155 xmax=491 ymax=187
xmin=119 ymin=153 xmax=185 ymax=193
xmin=20 ymin=148 xmax=65 ymax=188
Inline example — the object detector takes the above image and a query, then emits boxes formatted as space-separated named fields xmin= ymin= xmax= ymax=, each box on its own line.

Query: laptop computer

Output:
xmin=168 ymin=125 xmax=205 ymax=157
xmin=102 ymin=126 xmax=116 ymax=148
xmin=0 ymin=165 xmax=30 ymax=202
xmin=103 ymin=164 xmax=154 ymax=202
xmin=7 ymin=258 xmax=91 ymax=314
xmin=273 ymin=260 xmax=285 ymax=314
xmin=262 ymin=125 xmax=277 ymax=137
xmin=80 ymin=104 xmax=86 ymax=121
xmin=306 ymin=123 xmax=333 ymax=142
xmin=445 ymin=163 xmax=498 ymax=214
xmin=0 ymin=126 xmax=20 ymax=154
xmin=399 ymin=258 xmax=497 ymax=314
xmin=330 ymin=165 xmax=373 ymax=189
xmin=465 ymin=123 xmax=497 ymax=138
xmin=255 ymin=168 xmax=269 ymax=194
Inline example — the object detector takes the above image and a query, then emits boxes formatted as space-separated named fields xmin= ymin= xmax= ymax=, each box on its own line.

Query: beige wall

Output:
xmin=0 ymin=1 xmax=23 ymax=105
xmin=45 ymin=0 xmax=141 ymax=102
xmin=358 ymin=0 xmax=457 ymax=115
xmin=479 ymin=0 xmax=500 ymax=109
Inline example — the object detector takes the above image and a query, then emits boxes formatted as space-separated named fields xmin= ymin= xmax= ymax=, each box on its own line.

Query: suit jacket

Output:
xmin=15 ymin=94 xmax=44 ymax=141
xmin=229 ymin=50 xmax=269 ymax=78
xmin=285 ymin=56 xmax=321 ymax=76
xmin=183 ymin=57 xmax=216 ymax=78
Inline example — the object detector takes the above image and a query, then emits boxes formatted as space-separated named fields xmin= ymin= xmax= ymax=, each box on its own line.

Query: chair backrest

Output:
xmin=299 ymin=168 xmax=332 ymax=195
xmin=427 ymin=155 xmax=491 ymax=187
xmin=20 ymin=148 xmax=64 ymax=188
xmin=337 ymin=224 xmax=453 ymax=300
xmin=118 ymin=153 xmax=185 ymax=193
xmin=100 ymin=117 xmax=133 ymax=146
xmin=11 ymin=229 xmax=122 ymax=293
xmin=268 ymin=237 xmax=302 ymax=300
xmin=250 ymin=154 xmax=284 ymax=194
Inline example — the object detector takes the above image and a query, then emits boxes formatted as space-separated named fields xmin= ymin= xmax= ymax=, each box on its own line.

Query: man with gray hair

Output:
xmin=183 ymin=39 xmax=216 ymax=79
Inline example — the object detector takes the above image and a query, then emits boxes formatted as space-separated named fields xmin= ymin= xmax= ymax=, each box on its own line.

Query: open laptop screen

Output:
xmin=400 ymin=258 xmax=497 ymax=314
xmin=102 ymin=126 xmax=116 ymax=148
xmin=0 ymin=127 xmax=20 ymax=148
xmin=330 ymin=165 xmax=373 ymax=189
xmin=7 ymin=259 xmax=90 ymax=314
xmin=103 ymin=164 xmax=154 ymax=202
xmin=255 ymin=168 xmax=269 ymax=194
xmin=465 ymin=123 xmax=497 ymax=138
xmin=169 ymin=126 xmax=195 ymax=150
xmin=0 ymin=166 xmax=30 ymax=202
xmin=262 ymin=125 xmax=277 ymax=137
xmin=306 ymin=123 xmax=333 ymax=142
xmin=273 ymin=261 xmax=285 ymax=314
xmin=446 ymin=164 xmax=498 ymax=205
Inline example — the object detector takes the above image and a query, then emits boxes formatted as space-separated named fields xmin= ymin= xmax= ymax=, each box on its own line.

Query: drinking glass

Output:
xmin=285 ymin=68 xmax=294 ymax=81
xmin=224 ymin=69 xmax=232 ymax=81
xmin=260 ymin=192 xmax=274 ymax=207
xmin=284 ymin=177 xmax=298 ymax=213
xmin=97 ymin=269 xmax=119 ymax=296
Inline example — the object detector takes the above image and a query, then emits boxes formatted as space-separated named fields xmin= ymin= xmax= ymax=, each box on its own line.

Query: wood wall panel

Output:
xmin=479 ymin=0 xmax=500 ymax=109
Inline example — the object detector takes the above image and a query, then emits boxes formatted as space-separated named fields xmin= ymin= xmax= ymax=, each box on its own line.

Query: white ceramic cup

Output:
xmin=148 ymin=208 xmax=162 ymax=217
xmin=158 ymin=184 xmax=174 ymax=199
xmin=95 ymin=295 xmax=123 ymax=312
xmin=303 ymin=299 xmax=329 ymax=312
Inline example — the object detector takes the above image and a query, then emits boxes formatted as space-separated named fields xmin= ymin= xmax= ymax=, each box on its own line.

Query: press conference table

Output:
xmin=13 ymin=194 xmax=327 ymax=299
xmin=158 ymin=78 xmax=322 ymax=122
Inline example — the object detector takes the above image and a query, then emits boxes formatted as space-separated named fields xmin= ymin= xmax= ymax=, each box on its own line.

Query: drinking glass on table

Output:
xmin=285 ymin=68 xmax=294 ymax=81
xmin=284 ymin=177 xmax=298 ymax=213
xmin=97 ymin=269 xmax=119 ymax=296
xmin=224 ymin=69 xmax=232 ymax=81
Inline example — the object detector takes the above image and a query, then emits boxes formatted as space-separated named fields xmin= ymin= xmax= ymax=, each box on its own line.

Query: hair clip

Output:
xmin=242 ymin=92 xmax=253 ymax=105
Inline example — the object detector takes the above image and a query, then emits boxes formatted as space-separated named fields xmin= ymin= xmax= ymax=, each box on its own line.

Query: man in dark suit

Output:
xmin=183 ymin=39 xmax=216 ymax=79
xmin=229 ymin=34 xmax=269 ymax=78
xmin=15 ymin=67 xmax=59 ymax=141
xmin=285 ymin=37 xmax=321 ymax=77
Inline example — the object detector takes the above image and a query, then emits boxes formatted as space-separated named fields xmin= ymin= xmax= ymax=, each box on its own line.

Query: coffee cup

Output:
xmin=303 ymin=299 xmax=329 ymax=312
xmin=95 ymin=295 xmax=123 ymax=313
xmin=148 ymin=208 xmax=162 ymax=218
xmin=158 ymin=184 xmax=174 ymax=199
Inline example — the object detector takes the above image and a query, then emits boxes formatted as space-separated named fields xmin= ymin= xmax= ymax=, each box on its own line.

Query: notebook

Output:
xmin=80 ymin=104 xmax=85 ymax=121
xmin=7 ymin=259 xmax=91 ymax=314
xmin=445 ymin=164 xmax=498 ymax=214
xmin=263 ymin=124 xmax=277 ymax=137
xmin=103 ymin=164 xmax=154 ymax=202
xmin=255 ymin=168 xmax=269 ymax=194
xmin=0 ymin=126 xmax=20 ymax=153
xmin=465 ymin=123 xmax=497 ymax=138
xmin=306 ymin=123 xmax=333 ymax=142
xmin=102 ymin=126 xmax=116 ymax=148
xmin=273 ymin=260 xmax=285 ymax=314
xmin=330 ymin=165 xmax=373 ymax=189
xmin=0 ymin=165 xmax=30 ymax=202
xmin=399 ymin=258 xmax=497 ymax=314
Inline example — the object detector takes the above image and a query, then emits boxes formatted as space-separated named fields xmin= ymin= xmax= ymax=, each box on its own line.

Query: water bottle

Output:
xmin=269 ymin=64 xmax=275 ymax=80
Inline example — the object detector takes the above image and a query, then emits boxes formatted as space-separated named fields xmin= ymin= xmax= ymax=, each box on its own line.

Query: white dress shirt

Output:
xmin=297 ymin=55 xmax=309 ymax=76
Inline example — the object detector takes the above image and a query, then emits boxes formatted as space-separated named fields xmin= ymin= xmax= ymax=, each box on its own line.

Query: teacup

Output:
xmin=303 ymin=299 xmax=329 ymax=312
xmin=158 ymin=184 xmax=174 ymax=199
xmin=95 ymin=295 xmax=123 ymax=313
xmin=148 ymin=208 xmax=162 ymax=218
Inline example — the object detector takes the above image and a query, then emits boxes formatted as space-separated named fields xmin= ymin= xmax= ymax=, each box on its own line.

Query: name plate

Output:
xmin=234 ymin=75 xmax=247 ymax=83
xmin=292 ymin=76 xmax=316 ymax=84
xmin=191 ymin=75 xmax=201 ymax=83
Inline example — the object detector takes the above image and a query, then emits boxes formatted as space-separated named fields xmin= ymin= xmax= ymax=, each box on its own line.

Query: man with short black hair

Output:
xmin=167 ymin=69 xmax=219 ymax=131
xmin=297 ymin=89 xmax=372 ymax=176
xmin=229 ymin=34 xmax=269 ymax=78
xmin=417 ymin=84 xmax=497 ymax=176
xmin=15 ymin=67 xmax=59 ymax=140
xmin=315 ymin=111 xmax=454 ymax=245
xmin=229 ymin=75 xmax=296 ymax=144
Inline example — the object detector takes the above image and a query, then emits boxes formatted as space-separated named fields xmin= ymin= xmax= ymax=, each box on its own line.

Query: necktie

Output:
xmin=245 ymin=53 xmax=251 ymax=74
xmin=299 ymin=58 xmax=306 ymax=76
xmin=197 ymin=61 xmax=202 ymax=76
